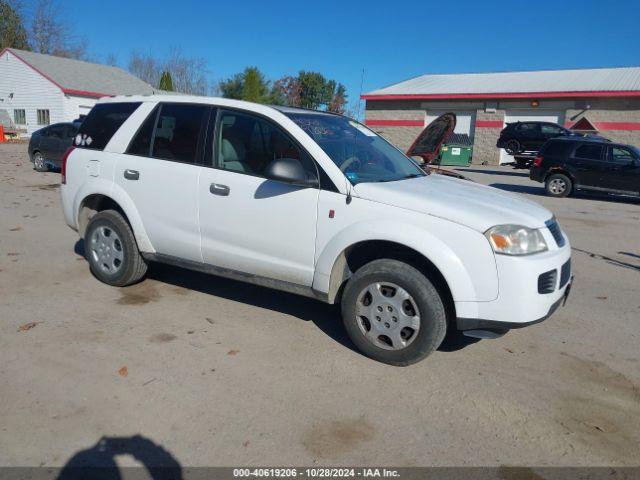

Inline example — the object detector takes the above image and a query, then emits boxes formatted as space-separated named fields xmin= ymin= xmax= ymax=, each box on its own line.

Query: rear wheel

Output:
xmin=505 ymin=139 xmax=521 ymax=155
xmin=545 ymin=173 xmax=572 ymax=198
xmin=84 ymin=210 xmax=147 ymax=286
xmin=341 ymin=259 xmax=447 ymax=366
xmin=33 ymin=151 xmax=48 ymax=172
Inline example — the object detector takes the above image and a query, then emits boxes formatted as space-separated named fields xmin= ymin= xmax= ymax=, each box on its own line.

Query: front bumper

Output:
xmin=455 ymin=227 xmax=572 ymax=331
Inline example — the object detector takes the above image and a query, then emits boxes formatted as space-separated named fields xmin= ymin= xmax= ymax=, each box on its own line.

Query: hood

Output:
xmin=353 ymin=174 xmax=553 ymax=232
xmin=406 ymin=113 xmax=456 ymax=163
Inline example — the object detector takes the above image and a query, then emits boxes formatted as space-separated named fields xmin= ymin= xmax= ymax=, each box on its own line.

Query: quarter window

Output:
xmin=37 ymin=109 xmax=50 ymax=125
xmin=574 ymin=144 xmax=603 ymax=160
xmin=213 ymin=110 xmax=317 ymax=179
xmin=127 ymin=106 xmax=159 ymax=157
xmin=76 ymin=102 xmax=141 ymax=150
xmin=14 ymin=109 xmax=26 ymax=125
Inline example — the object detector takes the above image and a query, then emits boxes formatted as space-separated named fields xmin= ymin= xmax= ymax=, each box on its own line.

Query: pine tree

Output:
xmin=158 ymin=71 xmax=174 ymax=91
xmin=0 ymin=1 xmax=30 ymax=51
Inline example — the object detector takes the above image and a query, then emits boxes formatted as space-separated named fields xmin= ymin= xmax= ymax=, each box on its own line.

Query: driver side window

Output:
xmin=214 ymin=110 xmax=316 ymax=179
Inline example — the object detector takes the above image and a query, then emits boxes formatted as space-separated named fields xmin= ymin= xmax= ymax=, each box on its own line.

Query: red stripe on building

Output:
xmin=362 ymin=91 xmax=640 ymax=101
xmin=365 ymin=119 xmax=424 ymax=127
xmin=566 ymin=121 xmax=640 ymax=131
xmin=476 ymin=120 xmax=503 ymax=128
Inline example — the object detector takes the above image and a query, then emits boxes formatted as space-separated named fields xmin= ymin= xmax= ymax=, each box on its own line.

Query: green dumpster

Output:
xmin=435 ymin=133 xmax=473 ymax=166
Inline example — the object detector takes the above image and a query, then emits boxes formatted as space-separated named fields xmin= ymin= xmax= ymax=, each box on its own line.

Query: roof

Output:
xmin=2 ymin=48 xmax=157 ymax=98
xmin=363 ymin=67 xmax=640 ymax=100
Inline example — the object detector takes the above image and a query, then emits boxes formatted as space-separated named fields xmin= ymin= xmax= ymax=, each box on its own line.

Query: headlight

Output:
xmin=485 ymin=225 xmax=548 ymax=256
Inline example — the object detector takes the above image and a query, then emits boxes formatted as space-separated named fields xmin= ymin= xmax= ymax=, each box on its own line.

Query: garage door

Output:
xmin=499 ymin=110 xmax=565 ymax=164
xmin=426 ymin=110 xmax=476 ymax=139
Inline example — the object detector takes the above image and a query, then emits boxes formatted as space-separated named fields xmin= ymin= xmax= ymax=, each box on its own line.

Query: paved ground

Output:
xmin=1 ymin=142 xmax=639 ymax=468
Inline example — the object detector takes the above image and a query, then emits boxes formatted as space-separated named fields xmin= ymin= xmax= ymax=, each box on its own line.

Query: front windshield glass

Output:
xmin=285 ymin=112 xmax=425 ymax=184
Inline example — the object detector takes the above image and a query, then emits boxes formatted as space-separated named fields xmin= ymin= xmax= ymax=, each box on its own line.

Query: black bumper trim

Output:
xmin=456 ymin=295 xmax=563 ymax=332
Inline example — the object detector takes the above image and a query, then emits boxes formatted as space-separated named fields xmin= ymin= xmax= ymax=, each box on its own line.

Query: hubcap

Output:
xmin=549 ymin=178 xmax=566 ymax=194
xmin=34 ymin=153 xmax=44 ymax=169
xmin=90 ymin=226 xmax=124 ymax=274
xmin=355 ymin=282 xmax=420 ymax=350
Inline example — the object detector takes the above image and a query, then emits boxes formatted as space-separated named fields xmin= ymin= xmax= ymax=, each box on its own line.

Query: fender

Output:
xmin=73 ymin=179 xmax=156 ymax=253
xmin=313 ymin=219 xmax=498 ymax=303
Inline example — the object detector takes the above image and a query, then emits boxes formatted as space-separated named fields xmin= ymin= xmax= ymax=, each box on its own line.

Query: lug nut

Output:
xmin=377 ymin=306 xmax=383 ymax=312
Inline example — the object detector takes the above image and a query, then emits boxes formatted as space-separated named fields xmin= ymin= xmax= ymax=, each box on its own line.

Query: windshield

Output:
xmin=285 ymin=112 xmax=425 ymax=184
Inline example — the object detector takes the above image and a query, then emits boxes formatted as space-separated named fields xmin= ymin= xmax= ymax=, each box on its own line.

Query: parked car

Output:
xmin=530 ymin=138 xmax=640 ymax=198
xmin=496 ymin=121 xmax=606 ymax=155
xmin=60 ymin=97 xmax=572 ymax=366
xmin=29 ymin=122 xmax=80 ymax=171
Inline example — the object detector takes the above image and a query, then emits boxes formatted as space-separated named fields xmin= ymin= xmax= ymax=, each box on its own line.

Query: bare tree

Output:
xmin=29 ymin=0 xmax=88 ymax=59
xmin=128 ymin=48 xmax=210 ymax=95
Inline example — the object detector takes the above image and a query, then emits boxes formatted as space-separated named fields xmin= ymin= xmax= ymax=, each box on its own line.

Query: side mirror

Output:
xmin=264 ymin=158 xmax=317 ymax=187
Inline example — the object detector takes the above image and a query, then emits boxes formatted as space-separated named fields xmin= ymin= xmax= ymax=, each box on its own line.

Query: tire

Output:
xmin=341 ymin=259 xmax=447 ymax=366
xmin=545 ymin=173 xmax=572 ymax=198
xmin=33 ymin=151 xmax=48 ymax=172
xmin=84 ymin=210 xmax=148 ymax=286
xmin=505 ymin=139 xmax=521 ymax=155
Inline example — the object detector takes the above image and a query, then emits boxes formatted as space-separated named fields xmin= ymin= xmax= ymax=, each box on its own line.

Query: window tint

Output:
xmin=574 ymin=144 xmax=603 ymax=160
xmin=541 ymin=124 xmax=563 ymax=135
xmin=540 ymin=141 xmax=569 ymax=156
xmin=516 ymin=123 xmax=538 ymax=132
xmin=214 ymin=110 xmax=317 ymax=180
xmin=151 ymin=103 xmax=207 ymax=163
xmin=47 ymin=125 xmax=65 ymax=139
xmin=75 ymin=102 xmax=141 ymax=150
xmin=609 ymin=147 xmax=635 ymax=165
xmin=127 ymin=106 xmax=159 ymax=157
xmin=65 ymin=124 xmax=79 ymax=138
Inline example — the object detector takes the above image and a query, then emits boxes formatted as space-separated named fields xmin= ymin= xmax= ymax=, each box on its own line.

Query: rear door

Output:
xmin=569 ymin=143 xmax=606 ymax=188
xmin=603 ymin=145 xmax=640 ymax=194
xmin=115 ymin=102 xmax=209 ymax=261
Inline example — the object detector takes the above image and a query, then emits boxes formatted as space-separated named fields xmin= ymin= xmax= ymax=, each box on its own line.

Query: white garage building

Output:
xmin=362 ymin=67 xmax=640 ymax=165
xmin=0 ymin=48 xmax=157 ymax=137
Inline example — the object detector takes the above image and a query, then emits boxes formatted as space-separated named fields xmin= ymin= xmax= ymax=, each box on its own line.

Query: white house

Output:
xmin=0 ymin=48 xmax=158 ymax=136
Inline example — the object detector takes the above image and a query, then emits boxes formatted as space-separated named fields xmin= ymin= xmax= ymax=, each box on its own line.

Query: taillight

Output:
xmin=533 ymin=155 xmax=544 ymax=167
xmin=60 ymin=147 xmax=75 ymax=184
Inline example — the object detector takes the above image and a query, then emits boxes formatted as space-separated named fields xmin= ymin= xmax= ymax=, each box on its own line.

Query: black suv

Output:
xmin=530 ymin=138 xmax=640 ymax=198
xmin=497 ymin=121 xmax=585 ymax=155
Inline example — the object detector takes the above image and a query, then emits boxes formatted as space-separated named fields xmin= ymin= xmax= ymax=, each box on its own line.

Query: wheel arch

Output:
xmin=75 ymin=183 xmax=154 ymax=252
xmin=325 ymin=239 xmax=456 ymax=322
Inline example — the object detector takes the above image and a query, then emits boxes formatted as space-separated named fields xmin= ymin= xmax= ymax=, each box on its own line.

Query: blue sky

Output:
xmin=52 ymin=0 xmax=640 ymax=109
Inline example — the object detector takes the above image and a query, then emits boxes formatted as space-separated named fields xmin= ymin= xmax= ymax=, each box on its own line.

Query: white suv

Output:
xmin=60 ymin=96 xmax=572 ymax=365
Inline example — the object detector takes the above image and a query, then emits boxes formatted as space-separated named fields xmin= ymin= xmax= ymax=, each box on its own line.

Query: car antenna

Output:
xmin=346 ymin=68 xmax=365 ymax=205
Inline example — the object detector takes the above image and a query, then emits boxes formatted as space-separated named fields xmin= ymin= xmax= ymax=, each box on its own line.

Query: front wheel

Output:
xmin=545 ymin=173 xmax=572 ymax=198
xmin=341 ymin=259 xmax=447 ymax=366
xmin=84 ymin=210 xmax=148 ymax=286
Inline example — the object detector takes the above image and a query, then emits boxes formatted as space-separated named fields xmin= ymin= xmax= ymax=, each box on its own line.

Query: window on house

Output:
xmin=37 ymin=109 xmax=50 ymax=125
xmin=14 ymin=109 xmax=26 ymax=125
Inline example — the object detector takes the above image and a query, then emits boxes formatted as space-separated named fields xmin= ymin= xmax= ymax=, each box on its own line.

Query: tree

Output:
xmin=30 ymin=0 xmax=88 ymax=59
xmin=128 ymin=51 xmax=160 ymax=87
xmin=218 ymin=66 xmax=282 ymax=104
xmin=274 ymin=71 xmax=347 ymax=112
xmin=0 ymin=0 xmax=30 ymax=50
xmin=274 ymin=76 xmax=301 ymax=107
xmin=159 ymin=71 xmax=174 ymax=91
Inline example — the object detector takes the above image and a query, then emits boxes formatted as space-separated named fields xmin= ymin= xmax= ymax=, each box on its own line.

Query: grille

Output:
xmin=545 ymin=218 xmax=565 ymax=247
xmin=538 ymin=269 xmax=557 ymax=294
xmin=560 ymin=259 xmax=572 ymax=288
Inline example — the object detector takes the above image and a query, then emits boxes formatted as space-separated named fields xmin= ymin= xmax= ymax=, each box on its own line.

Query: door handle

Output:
xmin=124 ymin=169 xmax=139 ymax=180
xmin=209 ymin=183 xmax=230 ymax=196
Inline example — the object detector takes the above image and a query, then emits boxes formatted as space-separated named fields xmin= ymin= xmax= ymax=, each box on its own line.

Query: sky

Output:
xmin=33 ymin=0 xmax=640 ymax=111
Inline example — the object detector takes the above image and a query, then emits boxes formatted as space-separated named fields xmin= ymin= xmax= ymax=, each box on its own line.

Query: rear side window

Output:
xmin=540 ymin=141 xmax=570 ymax=156
xmin=574 ymin=144 xmax=604 ymax=160
xmin=151 ymin=103 xmax=208 ymax=164
xmin=516 ymin=123 xmax=538 ymax=133
xmin=127 ymin=106 xmax=159 ymax=156
xmin=75 ymin=102 xmax=141 ymax=150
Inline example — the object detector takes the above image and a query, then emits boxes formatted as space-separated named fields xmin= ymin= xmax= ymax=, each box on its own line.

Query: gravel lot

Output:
xmin=1 ymin=142 xmax=639 ymax=468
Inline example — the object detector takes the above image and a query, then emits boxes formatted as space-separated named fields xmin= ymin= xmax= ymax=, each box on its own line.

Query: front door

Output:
xmin=603 ymin=145 xmax=640 ymax=194
xmin=115 ymin=102 xmax=209 ymax=262
xmin=198 ymin=108 xmax=319 ymax=286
